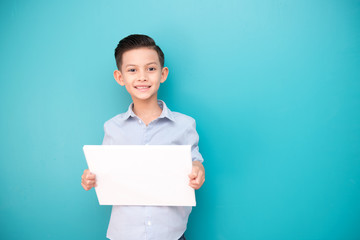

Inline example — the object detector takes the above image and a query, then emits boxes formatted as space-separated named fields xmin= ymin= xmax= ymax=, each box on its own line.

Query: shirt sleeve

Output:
xmin=102 ymin=122 xmax=113 ymax=145
xmin=186 ymin=118 xmax=204 ymax=163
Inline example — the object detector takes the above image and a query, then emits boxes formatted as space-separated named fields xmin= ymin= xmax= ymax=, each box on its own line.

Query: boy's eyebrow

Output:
xmin=124 ymin=62 xmax=159 ymax=68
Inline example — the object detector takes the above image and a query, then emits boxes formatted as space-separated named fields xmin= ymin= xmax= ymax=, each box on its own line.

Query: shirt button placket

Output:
xmin=144 ymin=124 xmax=151 ymax=145
xmin=145 ymin=220 xmax=153 ymax=240
xmin=145 ymin=207 xmax=153 ymax=240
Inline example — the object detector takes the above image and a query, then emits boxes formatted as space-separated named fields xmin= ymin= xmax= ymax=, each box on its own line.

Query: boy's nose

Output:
xmin=138 ymin=70 xmax=148 ymax=81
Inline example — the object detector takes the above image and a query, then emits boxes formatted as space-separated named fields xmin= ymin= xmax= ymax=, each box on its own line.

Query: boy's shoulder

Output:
xmin=170 ymin=111 xmax=196 ymax=124
xmin=103 ymin=112 xmax=130 ymax=127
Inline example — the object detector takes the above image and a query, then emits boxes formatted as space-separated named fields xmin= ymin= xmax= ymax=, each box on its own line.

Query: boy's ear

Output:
xmin=113 ymin=70 xmax=125 ymax=86
xmin=160 ymin=67 xmax=169 ymax=83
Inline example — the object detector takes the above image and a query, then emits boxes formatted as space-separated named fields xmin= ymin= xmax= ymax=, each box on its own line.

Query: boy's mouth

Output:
xmin=135 ymin=85 xmax=151 ymax=91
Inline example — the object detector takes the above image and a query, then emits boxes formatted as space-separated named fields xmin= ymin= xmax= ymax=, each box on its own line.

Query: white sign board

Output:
xmin=83 ymin=145 xmax=196 ymax=206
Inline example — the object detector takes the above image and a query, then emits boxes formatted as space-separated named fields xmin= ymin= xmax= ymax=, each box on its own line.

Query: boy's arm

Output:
xmin=186 ymin=118 xmax=205 ymax=189
xmin=81 ymin=122 xmax=110 ymax=191
xmin=188 ymin=161 xmax=205 ymax=190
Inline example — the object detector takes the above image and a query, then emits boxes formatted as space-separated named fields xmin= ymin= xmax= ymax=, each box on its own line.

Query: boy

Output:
xmin=81 ymin=34 xmax=205 ymax=240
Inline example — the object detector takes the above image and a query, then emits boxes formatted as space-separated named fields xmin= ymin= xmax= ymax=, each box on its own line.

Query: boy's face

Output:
xmin=113 ymin=47 xmax=168 ymax=103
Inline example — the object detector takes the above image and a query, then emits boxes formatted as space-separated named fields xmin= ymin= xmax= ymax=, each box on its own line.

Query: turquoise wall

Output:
xmin=1 ymin=0 xmax=359 ymax=239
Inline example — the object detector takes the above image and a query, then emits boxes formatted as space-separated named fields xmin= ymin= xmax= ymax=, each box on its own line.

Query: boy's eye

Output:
xmin=127 ymin=69 xmax=136 ymax=72
xmin=148 ymin=67 xmax=156 ymax=71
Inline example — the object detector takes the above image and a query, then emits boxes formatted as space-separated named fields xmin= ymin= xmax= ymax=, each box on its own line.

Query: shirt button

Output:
xmin=147 ymin=221 xmax=152 ymax=226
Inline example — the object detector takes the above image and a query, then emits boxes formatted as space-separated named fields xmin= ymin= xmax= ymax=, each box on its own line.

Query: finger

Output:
xmin=189 ymin=178 xmax=199 ymax=186
xmin=195 ymin=170 xmax=204 ymax=184
xmin=198 ymin=178 xmax=205 ymax=188
xmin=189 ymin=182 xmax=200 ymax=190
xmin=189 ymin=176 xmax=205 ymax=190
xmin=86 ymin=174 xmax=96 ymax=180
xmin=81 ymin=176 xmax=96 ymax=185
xmin=83 ymin=181 xmax=96 ymax=189
xmin=81 ymin=182 xmax=90 ymax=191
xmin=188 ymin=167 xmax=199 ymax=179
xmin=82 ymin=169 xmax=89 ymax=180
xmin=188 ymin=172 xmax=196 ymax=180
xmin=85 ymin=180 xmax=96 ymax=185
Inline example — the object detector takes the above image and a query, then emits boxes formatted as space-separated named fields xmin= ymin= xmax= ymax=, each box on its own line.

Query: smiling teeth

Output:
xmin=136 ymin=86 xmax=150 ymax=89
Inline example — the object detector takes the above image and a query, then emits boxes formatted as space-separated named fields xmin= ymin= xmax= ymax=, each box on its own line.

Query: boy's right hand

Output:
xmin=81 ymin=169 xmax=96 ymax=191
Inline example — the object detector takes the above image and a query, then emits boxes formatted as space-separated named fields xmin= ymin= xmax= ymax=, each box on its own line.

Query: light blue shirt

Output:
xmin=103 ymin=100 xmax=203 ymax=240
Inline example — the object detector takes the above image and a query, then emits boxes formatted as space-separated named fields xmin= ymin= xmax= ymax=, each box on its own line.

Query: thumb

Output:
xmin=188 ymin=169 xmax=198 ymax=179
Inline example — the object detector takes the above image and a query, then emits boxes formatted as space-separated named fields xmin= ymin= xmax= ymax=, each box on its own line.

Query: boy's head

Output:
xmin=113 ymin=34 xmax=169 ymax=103
xmin=114 ymin=34 xmax=165 ymax=70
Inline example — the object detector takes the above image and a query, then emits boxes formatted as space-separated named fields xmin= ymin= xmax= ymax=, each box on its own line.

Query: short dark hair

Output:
xmin=114 ymin=34 xmax=165 ymax=70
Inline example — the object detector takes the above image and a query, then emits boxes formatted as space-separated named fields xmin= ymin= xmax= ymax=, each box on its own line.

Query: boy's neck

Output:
xmin=132 ymin=98 xmax=162 ymax=126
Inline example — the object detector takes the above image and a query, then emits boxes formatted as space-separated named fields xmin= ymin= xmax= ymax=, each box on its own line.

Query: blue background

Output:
xmin=1 ymin=0 xmax=359 ymax=239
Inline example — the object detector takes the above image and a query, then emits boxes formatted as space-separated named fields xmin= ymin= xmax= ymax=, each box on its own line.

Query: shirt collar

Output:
xmin=123 ymin=100 xmax=175 ymax=122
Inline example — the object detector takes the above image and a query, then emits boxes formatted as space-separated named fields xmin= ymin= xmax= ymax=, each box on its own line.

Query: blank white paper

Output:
xmin=83 ymin=145 xmax=196 ymax=206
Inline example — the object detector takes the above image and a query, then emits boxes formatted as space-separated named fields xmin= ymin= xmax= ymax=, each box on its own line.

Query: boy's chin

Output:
xmin=131 ymin=94 xmax=158 ymax=102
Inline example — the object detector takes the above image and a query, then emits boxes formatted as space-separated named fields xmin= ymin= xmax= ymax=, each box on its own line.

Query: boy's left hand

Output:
xmin=188 ymin=161 xmax=205 ymax=190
